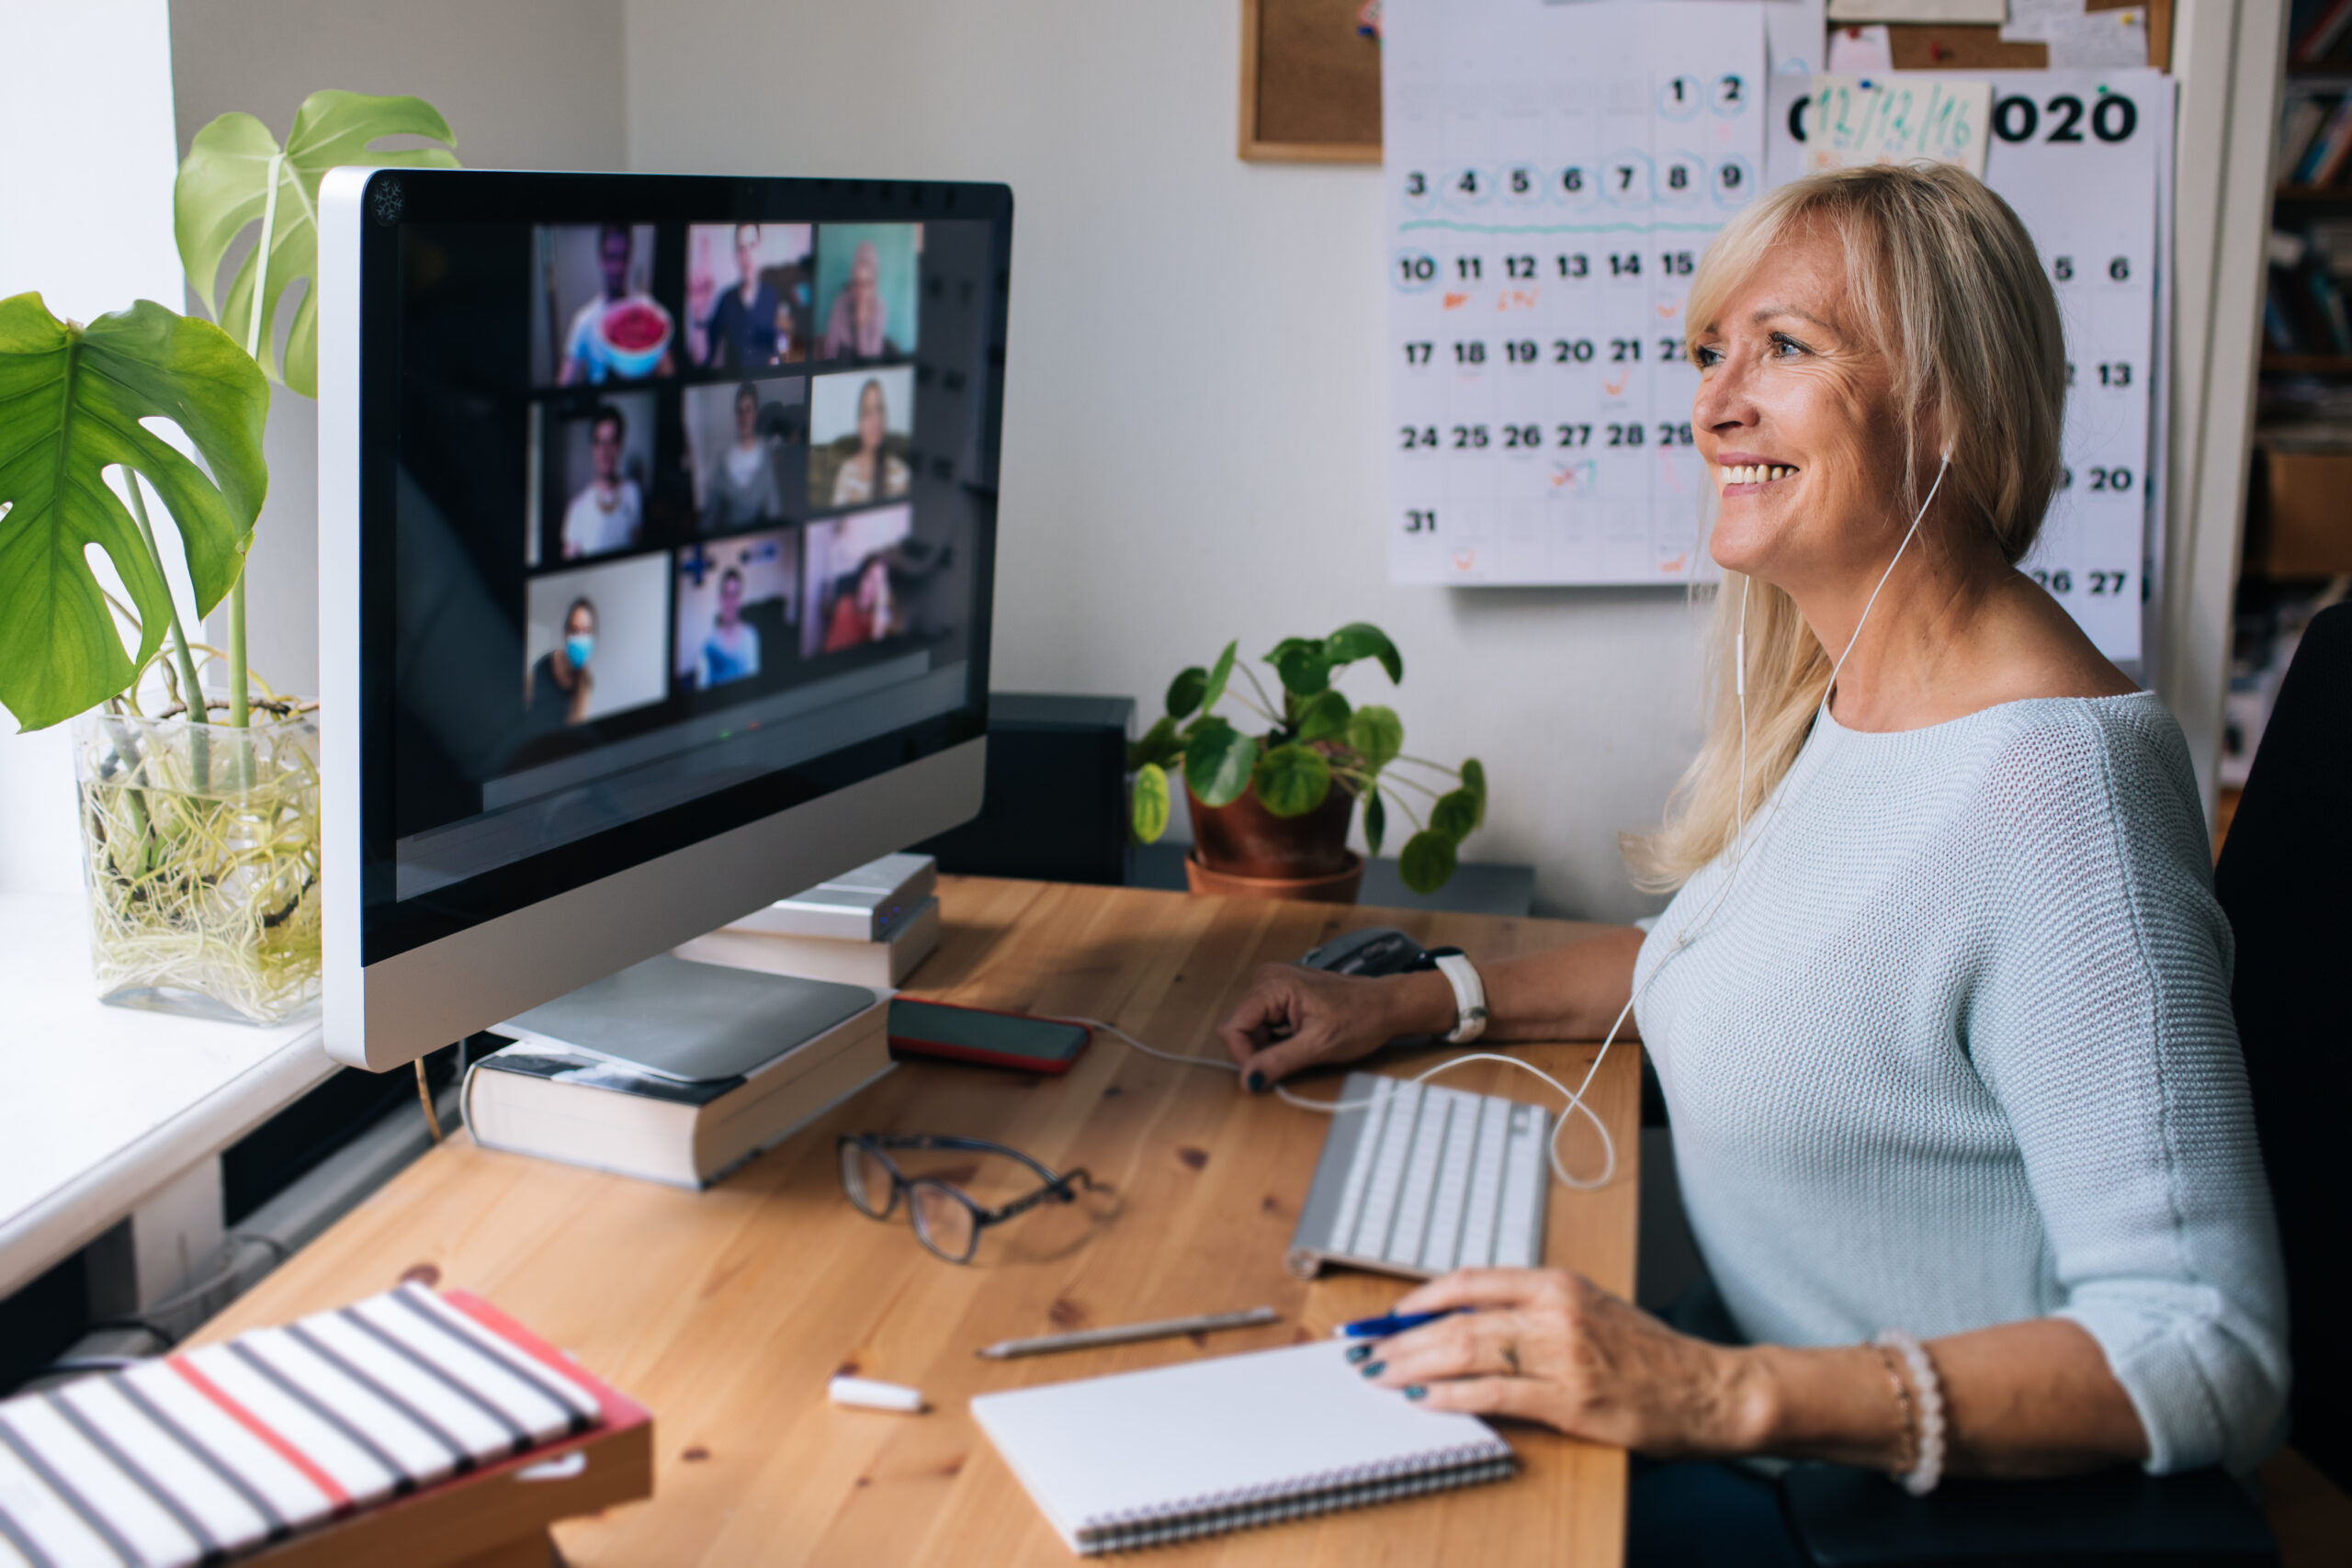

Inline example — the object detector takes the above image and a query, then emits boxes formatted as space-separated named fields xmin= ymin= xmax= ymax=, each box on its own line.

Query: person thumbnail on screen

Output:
xmin=813 ymin=222 xmax=920 ymax=362
xmin=673 ymin=529 xmax=797 ymax=692
xmin=803 ymin=504 xmax=914 ymax=658
xmin=536 ymin=222 xmax=675 ymax=386
xmin=684 ymin=378 xmax=803 ymax=534
xmin=686 ymin=222 xmax=812 ymax=370
xmin=535 ymin=393 xmax=657 ymax=563
xmin=808 ymin=367 xmax=912 ymax=511
xmin=523 ymin=554 xmax=670 ymax=731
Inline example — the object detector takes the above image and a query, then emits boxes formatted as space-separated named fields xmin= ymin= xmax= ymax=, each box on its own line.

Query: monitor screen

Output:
xmin=347 ymin=175 xmax=1007 ymax=968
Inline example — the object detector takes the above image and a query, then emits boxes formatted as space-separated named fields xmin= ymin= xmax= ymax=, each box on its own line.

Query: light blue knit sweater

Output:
xmin=1632 ymin=692 xmax=2289 ymax=1475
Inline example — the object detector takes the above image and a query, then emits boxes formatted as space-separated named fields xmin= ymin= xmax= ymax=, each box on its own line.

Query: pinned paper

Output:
xmin=1826 ymin=25 xmax=1894 ymax=73
xmin=1825 ymin=0 xmax=2003 ymax=19
xmin=1806 ymin=74 xmax=1993 ymax=178
xmin=2005 ymin=0 xmax=2150 ymax=69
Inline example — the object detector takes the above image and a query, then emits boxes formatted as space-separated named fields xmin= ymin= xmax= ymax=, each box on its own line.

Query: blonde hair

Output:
xmin=1623 ymin=164 xmax=2066 ymax=892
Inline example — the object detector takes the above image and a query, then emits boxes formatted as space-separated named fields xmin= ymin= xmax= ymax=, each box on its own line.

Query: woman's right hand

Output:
xmin=1215 ymin=963 xmax=1455 ymax=1092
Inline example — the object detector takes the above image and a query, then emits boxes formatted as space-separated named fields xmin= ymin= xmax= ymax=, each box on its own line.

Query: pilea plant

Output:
xmin=1127 ymin=623 xmax=1487 ymax=894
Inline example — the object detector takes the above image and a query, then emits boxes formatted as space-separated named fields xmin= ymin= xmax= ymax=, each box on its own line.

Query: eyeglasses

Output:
xmin=837 ymin=1134 xmax=1097 ymax=1264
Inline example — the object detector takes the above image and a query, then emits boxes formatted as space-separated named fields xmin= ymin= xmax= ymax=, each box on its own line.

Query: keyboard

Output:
xmin=1284 ymin=1073 xmax=1550 ymax=1280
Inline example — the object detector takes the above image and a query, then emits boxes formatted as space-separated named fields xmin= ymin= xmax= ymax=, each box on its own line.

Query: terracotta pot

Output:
xmin=1185 ymin=775 xmax=1354 ymax=902
xmin=1184 ymin=850 xmax=1365 ymax=905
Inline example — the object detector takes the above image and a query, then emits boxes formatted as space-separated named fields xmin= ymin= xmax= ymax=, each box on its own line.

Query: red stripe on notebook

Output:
xmin=166 ymin=1355 xmax=353 ymax=1513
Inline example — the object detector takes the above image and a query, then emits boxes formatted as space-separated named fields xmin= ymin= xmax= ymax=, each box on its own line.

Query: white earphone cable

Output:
xmin=1037 ymin=453 xmax=1954 ymax=1199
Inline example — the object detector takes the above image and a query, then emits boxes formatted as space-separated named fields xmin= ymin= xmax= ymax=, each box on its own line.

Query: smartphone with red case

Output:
xmin=886 ymin=998 xmax=1091 ymax=1074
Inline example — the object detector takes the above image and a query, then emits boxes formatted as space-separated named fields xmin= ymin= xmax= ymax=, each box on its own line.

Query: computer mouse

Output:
xmin=1298 ymin=926 xmax=1435 ymax=977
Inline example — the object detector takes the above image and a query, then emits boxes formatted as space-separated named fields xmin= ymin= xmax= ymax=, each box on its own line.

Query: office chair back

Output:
xmin=2213 ymin=601 xmax=2352 ymax=1494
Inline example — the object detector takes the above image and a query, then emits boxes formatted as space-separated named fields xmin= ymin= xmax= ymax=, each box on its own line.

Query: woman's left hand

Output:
xmin=1360 ymin=1269 xmax=1763 ymax=1458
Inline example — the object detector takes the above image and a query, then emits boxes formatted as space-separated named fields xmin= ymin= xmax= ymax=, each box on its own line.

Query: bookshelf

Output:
xmin=2232 ymin=17 xmax=2352 ymax=799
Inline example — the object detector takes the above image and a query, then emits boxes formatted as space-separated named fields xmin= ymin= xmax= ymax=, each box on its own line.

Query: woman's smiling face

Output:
xmin=1689 ymin=223 xmax=1919 ymax=592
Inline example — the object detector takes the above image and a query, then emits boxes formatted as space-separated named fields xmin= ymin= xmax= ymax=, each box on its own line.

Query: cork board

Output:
xmin=1239 ymin=0 xmax=1382 ymax=163
xmin=1882 ymin=0 xmax=2171 ymax=73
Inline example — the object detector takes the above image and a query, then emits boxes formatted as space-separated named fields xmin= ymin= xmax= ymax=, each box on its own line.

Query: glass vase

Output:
xmin=72 ymin=707 xmax=323 ymax=1026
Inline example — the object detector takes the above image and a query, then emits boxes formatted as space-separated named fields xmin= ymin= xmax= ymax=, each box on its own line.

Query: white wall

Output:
xmin=168 ymin=0 xmax=631 ymax=702
xmin=0 ymin=0 xmax=187 ymax=895
xmin=624 ymin=0 xmax=1706 ymax=920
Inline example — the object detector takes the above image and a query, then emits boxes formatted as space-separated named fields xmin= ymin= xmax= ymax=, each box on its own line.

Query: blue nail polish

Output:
xmin=1404 ymin=1385 xmax=1426 ymax=1400
xmin=1246 ymin=1071 xmax=1266 ymax=1094
xmin=1345 ymin=1343 xmax=1373 ymax=1364
xmin=1359 ymin=1360 xmax=1385 ymax=1378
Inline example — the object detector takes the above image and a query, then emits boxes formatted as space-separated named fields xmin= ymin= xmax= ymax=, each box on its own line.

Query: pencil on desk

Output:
xmin=977 ymin=1306 xmax=1280 ymax=1359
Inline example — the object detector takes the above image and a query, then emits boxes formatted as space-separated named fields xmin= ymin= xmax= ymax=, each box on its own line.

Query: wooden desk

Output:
xmin=195 ymin=878 xmax=1640 ymax=1564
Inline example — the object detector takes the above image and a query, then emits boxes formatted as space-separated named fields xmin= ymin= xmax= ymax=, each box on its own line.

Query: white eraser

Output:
xmin=829 ymin=1375 xmax=924 ymax=1413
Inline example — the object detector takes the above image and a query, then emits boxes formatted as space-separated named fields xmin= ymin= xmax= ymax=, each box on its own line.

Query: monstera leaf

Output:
xmin=0 ymin=295 xmax=268 ymax=731
xmin=176 ymin=90 xmax=458 ymax=396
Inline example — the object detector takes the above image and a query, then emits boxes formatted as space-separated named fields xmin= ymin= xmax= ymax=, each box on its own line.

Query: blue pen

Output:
xmin=1338 ymin=1308 xmax=1465 ymax=1339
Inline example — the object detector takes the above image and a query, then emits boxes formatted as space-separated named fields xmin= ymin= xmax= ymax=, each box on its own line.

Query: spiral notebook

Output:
xmin=970 ymin=1340 xmax=1517 ymax=1554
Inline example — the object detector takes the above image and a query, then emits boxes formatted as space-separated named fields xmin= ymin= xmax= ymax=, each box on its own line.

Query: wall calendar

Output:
xmin=1382 ymin=0 xmax=2171 ymax=665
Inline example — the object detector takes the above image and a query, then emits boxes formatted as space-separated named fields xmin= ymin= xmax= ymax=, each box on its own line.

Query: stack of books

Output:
xmin=674 ymin=852 xmax=942 ymax=987
xmin=2278 ymin=78 xmax=2352 ymax=191
xmin=2267 ymin=228 xmax=2352 ymax=358
xmin=2291 ymin=0 xmax=2352 ymax=74
xmin=465 ymin=957 xmax=891 ymax=1189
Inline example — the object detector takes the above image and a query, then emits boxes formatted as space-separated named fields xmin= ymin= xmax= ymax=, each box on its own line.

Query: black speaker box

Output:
xmin=913 ymin=694 xmax=1135 ymax=886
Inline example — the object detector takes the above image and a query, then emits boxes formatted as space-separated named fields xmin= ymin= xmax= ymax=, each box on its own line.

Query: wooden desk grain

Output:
xmin=195 ymin=878 xmax=1639 ymax=1565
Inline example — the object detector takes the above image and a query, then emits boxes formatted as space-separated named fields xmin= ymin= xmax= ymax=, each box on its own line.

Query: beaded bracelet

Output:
xmin=1867 ymin=1342 xmax=1917 ymax=1479
xmin=1873 ymin=1328 xmax=1946 ymax=1496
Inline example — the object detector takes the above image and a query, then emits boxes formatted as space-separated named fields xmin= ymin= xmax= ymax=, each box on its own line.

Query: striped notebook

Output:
xmin=0 ymin=1284 xmax=618 ymax=1567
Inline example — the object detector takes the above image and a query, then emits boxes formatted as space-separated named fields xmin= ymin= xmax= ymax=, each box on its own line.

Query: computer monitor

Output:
xmin=317 ymin=169 xmax=1010 ymax=1072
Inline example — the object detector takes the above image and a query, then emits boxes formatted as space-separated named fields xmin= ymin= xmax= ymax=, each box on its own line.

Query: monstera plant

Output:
xmin=1128 ymin=623 xmax=1487 ymax=897
xmin=0 ymin=91 xmax=456 ymax=1023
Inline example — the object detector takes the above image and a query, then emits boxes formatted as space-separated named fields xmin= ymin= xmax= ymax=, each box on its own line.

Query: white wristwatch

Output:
xmin=1431 ymin=951 xmax=1487 ymax=1043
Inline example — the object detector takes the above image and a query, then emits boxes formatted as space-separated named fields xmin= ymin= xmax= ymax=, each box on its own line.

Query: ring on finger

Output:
xmin=1499 ymin=1341 xmax=1521 ymax=1377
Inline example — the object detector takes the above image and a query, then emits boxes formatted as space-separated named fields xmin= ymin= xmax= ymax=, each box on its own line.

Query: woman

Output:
xmin=524 ymin=598 xmax=595 ymax=730
xmin=1216 ymin=166 xmax=2285 ymax=1551
xmin=820 ymin=239 xmax=890 ymax=360
xmin=705 ymin=383 xmax=781 ymax=529
xmin=830 ymin=378 xmax=910 ymax=506
xmin=820 ymin=554 xmax=899 ymax=653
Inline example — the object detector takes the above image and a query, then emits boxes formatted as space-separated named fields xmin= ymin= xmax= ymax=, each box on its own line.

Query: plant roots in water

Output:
xmin=74 ymin=710 xmax=322 ymax=1026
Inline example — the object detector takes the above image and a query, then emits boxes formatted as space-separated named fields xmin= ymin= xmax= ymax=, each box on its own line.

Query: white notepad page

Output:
xmin=971 ymin=1340 xmax=1513 ymax=1551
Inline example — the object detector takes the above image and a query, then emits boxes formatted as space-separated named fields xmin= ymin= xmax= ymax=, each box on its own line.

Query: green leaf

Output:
xmin=176 ymin=91 xmax=458 ymax=397
xmin=1130 ymin=762 xmax=1170 ymax=842
xmin=1183 ymin=717 xmax=1257 ymax=807
xmin=1165 ymin=666 xmax=1207 ymax=719
xmin=1399 ymin=830 xmax=1458 ymax=894
xmin=1325 ymin=621 xmax=1403 ymax=683
xmin=1294 ymin=689 xmax=1352 ymax=743
xmin=1126 ymin=715 xmax=1181 ymax=772
xmin=1364 ymin=791 xmax=1387 ymax=857
xmin=1268 ymin=638 xmax=1330 ymax=695
xmin=1199 ymin=640 xmax=1238 ymax=713
xmin=1461 ymin=757 xmax=1487 ymax=829
xmin=1430 ymin=788 xmax=1479 ymax=842
xmin=1252 ymin=743 xmax=1332 ymax=818
xmin=1343 ymin=705 xmax=1404 ymax=771
xmin=0 ymin=295 xmax=269 ymax=732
